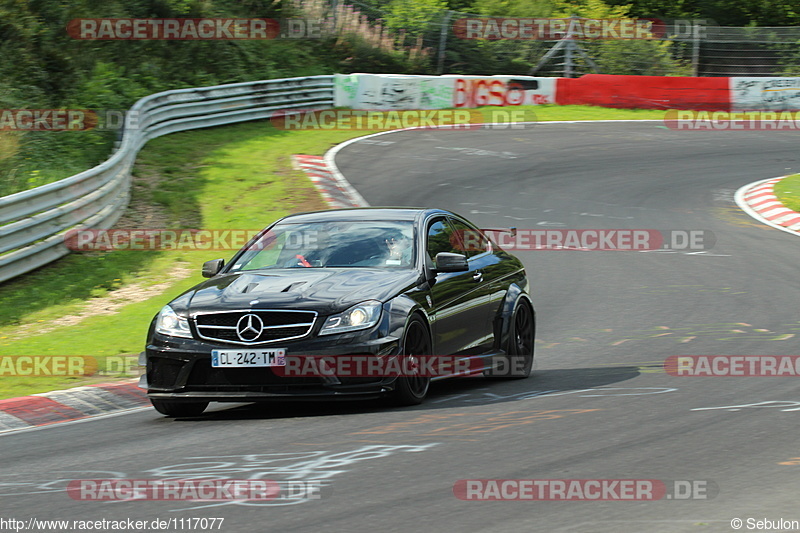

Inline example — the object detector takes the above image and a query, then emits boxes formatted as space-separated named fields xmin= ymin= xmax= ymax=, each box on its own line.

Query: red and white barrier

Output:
xmin=335 ymin=73 xmax=800 ymax=112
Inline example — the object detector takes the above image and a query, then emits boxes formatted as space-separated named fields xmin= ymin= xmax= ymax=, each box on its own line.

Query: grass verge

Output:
xmin=519 ymin=104 xmax=667 ymax=121
xmin=773 ymin=174 xmax=800 ymax=213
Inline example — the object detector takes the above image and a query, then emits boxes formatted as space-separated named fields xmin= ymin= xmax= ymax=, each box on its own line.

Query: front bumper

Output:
xmin=144 ymin=329 xmax=402 ymax=402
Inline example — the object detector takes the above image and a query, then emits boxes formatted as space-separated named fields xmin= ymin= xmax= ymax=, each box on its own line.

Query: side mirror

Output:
xmin=202 ymin=258 xmax=225 ymax=278
xmin=434 ymin=252 xmax=468 ymax=273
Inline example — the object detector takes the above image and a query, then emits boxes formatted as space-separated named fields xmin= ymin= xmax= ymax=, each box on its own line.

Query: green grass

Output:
xmin=511 ymin=104 xmax=667 ymax=121
xmin=0 ymin=105 xmax=673 ymax=399
xmin=774 ymin=173 xmax=800 ymax=213
xmin=0 ymin=130 xmax=117 ymax=197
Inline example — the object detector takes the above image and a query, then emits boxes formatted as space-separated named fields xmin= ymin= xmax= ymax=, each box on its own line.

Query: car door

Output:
xmin=448 ymin=216 xmax=510 ymax=351
xmin=425 ymin=216 xmax=494 ymax=356
xmin=447 ymin=216 xmax=501 ymax=350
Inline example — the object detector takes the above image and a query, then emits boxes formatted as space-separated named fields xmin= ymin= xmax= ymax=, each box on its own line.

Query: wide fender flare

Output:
xmin=497 ymin=284 xmax=535 ymax=349
xmin=384 ymin=295 xmax=432 ymax=354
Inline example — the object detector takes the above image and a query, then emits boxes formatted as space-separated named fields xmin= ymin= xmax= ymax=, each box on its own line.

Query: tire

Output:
xmin=151 ymin=399 xmax=208 ymax=417
xmin=488 ymin=300 xmax=535 ymax=379
xmin=390 ymin=316 xmax=432 ymax=406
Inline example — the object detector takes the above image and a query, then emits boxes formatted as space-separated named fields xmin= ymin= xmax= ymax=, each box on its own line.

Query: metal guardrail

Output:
xmin=0 ymin=75 xmax=335 ymax=283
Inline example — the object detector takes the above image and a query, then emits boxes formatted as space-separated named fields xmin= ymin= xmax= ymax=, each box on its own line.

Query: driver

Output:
xmin=384 ymin=231 xmax=413 ymax=266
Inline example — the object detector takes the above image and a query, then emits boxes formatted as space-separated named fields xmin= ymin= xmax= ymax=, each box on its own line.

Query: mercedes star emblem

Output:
xmin=236 ymin=313 xmax=264 ymax=342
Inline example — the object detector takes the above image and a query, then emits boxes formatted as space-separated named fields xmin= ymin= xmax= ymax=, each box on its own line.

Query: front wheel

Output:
xmin=390 ymin=316 xmax=432 ymax=406
xmin=151 ymin=399 xmax=208 ymax=417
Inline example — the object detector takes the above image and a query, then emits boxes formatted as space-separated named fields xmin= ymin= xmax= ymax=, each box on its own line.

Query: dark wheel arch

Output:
xmin=487 ymin=295 xmax=535 ymax=378
xmin=389 ymin=313 xmax=433 ymax=405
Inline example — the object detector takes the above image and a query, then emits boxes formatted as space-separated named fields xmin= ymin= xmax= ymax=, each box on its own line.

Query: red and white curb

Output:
xmin=0 ymin=380 xmax=148 ymax=432
xmin=735 ymin=176 xmax=800 ymax=236
xmin=292 ymin=155 xmax=368 ymax=208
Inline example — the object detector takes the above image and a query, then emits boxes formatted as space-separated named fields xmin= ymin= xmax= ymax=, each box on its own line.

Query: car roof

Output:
xmin=273 ymin=207 xmax=452 ymax=225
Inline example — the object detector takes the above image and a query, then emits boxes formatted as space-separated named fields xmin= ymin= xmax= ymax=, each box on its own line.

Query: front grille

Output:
xmin=193 ymin=309 xmax=316 ymax=345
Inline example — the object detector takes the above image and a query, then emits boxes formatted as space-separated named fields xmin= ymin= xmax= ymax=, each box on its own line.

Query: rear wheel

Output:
xmin=390 ymin=316 xmax=432 ymax=406
xmin=150 ymin=399 xmax=208 ymax=417
xmin=487 ymin=300 xmax=534 ymax=379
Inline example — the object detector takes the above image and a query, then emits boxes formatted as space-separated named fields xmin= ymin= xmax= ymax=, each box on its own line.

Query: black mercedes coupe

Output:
xmin=142 ymin=208 xmax=535 ymax=416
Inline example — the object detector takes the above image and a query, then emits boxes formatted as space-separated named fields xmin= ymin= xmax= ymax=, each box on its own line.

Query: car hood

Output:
xmin=182 ymin=268 xmax=420 ymax=315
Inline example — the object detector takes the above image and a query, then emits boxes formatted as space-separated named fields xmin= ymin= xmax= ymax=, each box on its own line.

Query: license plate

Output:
xmin=211 ymin=349 xmax=286 ymax=367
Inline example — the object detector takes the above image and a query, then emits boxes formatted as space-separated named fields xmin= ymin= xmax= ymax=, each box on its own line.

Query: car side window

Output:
xmin=426 ymin=218 xmax=460 ymax=264
xmin=449 ymin=218 xmax=489 ymax=258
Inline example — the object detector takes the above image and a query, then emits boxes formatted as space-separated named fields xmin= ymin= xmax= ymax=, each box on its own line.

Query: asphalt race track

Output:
xmin=2 ymin=122 xmax=800 ymax=532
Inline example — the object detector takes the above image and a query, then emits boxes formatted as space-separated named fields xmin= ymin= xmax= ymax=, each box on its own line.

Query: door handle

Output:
xmin=473 ymin=271 xmax=483 ymax=282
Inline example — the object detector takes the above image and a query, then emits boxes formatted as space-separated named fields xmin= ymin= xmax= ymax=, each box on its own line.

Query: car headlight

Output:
xmin=319 ymin=300 xmax=382 ymax=336
xmin=155 ymin=305 xmax=193 ymax=338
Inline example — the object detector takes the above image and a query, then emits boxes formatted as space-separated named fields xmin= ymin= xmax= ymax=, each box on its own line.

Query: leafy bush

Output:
xmin=0 ymin=0 xmax=442 ymax=196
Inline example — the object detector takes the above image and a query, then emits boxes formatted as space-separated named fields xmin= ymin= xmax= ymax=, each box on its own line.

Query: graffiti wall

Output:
xmin=334 ymin=74 xmax=557 ymax=110
xmin=731 ymin=77 xmax=800 ymax=111
xmin=448 ymin=76 xmax=557 ymax=107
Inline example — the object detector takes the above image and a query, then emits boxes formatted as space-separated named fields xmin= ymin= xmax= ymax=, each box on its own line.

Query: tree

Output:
xmin=385 ymin=0 xmax=450 ymax=37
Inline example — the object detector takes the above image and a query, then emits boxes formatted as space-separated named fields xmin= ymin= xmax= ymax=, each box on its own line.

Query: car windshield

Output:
xmin=230 ymin=220 xmax=416 ymax=270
